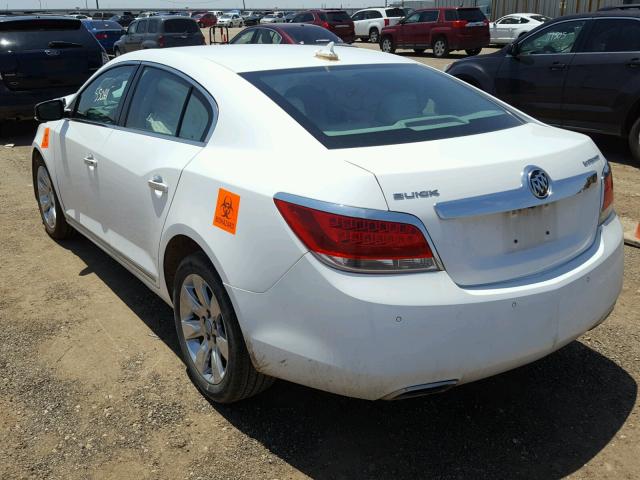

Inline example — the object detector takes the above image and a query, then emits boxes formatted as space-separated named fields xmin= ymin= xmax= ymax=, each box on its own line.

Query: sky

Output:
xmin=3 ymin=0 xmax=383 ymax=10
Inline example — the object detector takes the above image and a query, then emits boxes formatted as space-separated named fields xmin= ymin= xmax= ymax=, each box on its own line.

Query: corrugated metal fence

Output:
xmin=394 ymin=0 xmax=629 ymax=20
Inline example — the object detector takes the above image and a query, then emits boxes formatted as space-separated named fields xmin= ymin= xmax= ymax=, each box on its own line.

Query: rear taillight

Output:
xmin=483 ymin=19 xmax=489 ymax=25
xmin=95 ymin=33 xmax=108 ymax=40
xmin=384 ymin=18 xmax=390 ymax=26
xmin=275 ymin=196 xmax=438 ymax=273
xmin=321 ymin=21 xmax=330 ymax=29
xmin=158 ymin=35 xmax=165 ymax=47
xmin=452 ymin=20 xmax=468 ymax=28
xmin=599 ymin=163 xmax=614 ymax=224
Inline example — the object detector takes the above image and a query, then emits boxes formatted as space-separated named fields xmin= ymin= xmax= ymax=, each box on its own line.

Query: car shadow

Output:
xmin=0 ymin=120 xmax=40 ymax=147
xmin=589 ymin=134 xmax=638 ymax=168
xmin=59 ymin=235 xmax=636 ymax=480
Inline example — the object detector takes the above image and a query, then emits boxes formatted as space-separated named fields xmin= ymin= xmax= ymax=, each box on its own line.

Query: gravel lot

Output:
xmin=0 ymin=39 xmax=639 ymax=479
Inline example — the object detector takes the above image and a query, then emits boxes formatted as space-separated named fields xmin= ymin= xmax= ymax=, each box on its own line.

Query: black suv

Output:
xmin=446 ymin=11 xmax=640 ymax=162
xmin=0 ymin=16 xmax=108 ymax=122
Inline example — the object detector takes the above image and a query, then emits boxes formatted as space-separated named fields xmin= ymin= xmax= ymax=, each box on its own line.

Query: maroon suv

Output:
xmin=380 ymin=7 xmax=489 ymax=57
xmin=291 ymin=9 xmax=355 ymax=43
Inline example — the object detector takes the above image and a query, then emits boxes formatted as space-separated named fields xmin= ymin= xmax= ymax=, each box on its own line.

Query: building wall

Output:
xmin=393 ymin=0 xmax=627 ymax=20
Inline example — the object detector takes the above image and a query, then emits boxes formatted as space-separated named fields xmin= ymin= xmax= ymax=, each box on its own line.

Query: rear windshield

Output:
xmin=385 ymin=8 xmax=405 ymax=18
xmin=457 ymin=8 xmax=486 ymax=22
xmin=287 ymin=26 xmax=343 ymax=44
xmin=325 ymin=11 xmax=351 ymax=22
xmin=0 ymin=19 xmax=96 ymax=50
xmin=242 ymin=64 xmax=522 ymax=149
xmin=87 ymin=21 xmax=122 ymax=30
xmin=163 ymin=19 xmax=199 ymax=33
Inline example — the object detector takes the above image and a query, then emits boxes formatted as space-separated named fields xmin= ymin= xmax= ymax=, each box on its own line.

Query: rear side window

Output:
xmin=0 ymin=19 xmax=96 ymax=50
xmin=125 ymin=68 xmax=191 ymax=136
xmin=531 ymin=15 xmax=551 ymax=22
xmin=242 ymin=64 xmax=522 ymax=149
xmin=148 ymin=19 xmax=160 ymax=33
xmin=582 ymin=19 xmax=640 ymax=52
xmin=457 ymin=8 xmax=486 ymax=22
xmin=366 ymin=11 xmax=383 ymax=19
xmin=326 ymin=11 xmax=351 ymax=22
xmin=75 ymin=65 xmax=136 ymax=124
xmin=385 ymin=8 xmax=405 ymax=17
xmin=163 ymin=19 xmax=199 ymax=33
xmin=138 ymin=19 xmax=148 ymax=33
xmin=178 ymin=90 xmax=212 ymax=141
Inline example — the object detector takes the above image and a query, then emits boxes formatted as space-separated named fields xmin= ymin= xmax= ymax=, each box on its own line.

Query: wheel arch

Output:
xmin=622 ymin=97 xmax=640 ymax=137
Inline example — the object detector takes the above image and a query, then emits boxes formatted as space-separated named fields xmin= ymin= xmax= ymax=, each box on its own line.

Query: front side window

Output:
xmin=419 ymin=11 xmax=439 ymax=22
xmin=242 ymin=64 xmax=523 ymax=149
xmin=581 ymin=19 xmax=640 ymax=52
xmin=404 ymin=13 xmax=421 ymax=24
xmin=444 ymin=10 xmax=457 ymax=21
xmin=128 ymin=21 xmax=138 ymax=34
xmin=519 ymin=20 xmax=587 ymax=55
xmin=74 ymin=65 xmax=136 ymax=124
xmin=255 ymin=29 xmax=282 ymax=44
xmin=125 ymin=67 xmax=191 ymax=136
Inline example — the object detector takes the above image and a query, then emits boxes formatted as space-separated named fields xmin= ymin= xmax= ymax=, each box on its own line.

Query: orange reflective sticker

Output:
xmin=41 ymin=127 xmax=50 ymax=149
xmin=213 ymin=188 xmax=240 ymax=234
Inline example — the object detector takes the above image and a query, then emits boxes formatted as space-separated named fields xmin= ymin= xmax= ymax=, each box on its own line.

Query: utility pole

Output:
xmin=96 ymin=0 xmax=100 ymax=10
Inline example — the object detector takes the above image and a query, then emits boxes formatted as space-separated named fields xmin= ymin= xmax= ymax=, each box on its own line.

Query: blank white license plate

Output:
xmin=504 ymin=203 xmax=558 ymax=251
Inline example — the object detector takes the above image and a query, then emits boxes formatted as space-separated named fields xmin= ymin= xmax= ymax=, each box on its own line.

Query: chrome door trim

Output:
xmin=434 ymin=168 xmax=598 ymax=220
xmin=66 ymin=215 xmax=158 ymax=285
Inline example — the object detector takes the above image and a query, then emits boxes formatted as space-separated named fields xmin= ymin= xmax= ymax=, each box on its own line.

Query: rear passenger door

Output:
xmin=416 ymin=10 xmax=439 ymax=47
xmin=563 ymin=18 xmax=640 ymax=135
xmin=93 ymin=65 xmax=215 ymax=284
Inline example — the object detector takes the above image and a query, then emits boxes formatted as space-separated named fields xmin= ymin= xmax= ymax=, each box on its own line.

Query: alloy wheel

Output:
xmin=37 ymin=166 xmax=56 ymax=230
xmin=179 ymin=273 xmax=229 ymax=384
xmin=369 ymin=29 xmax=379 ymax=43
xmin=382 ymin=38 xmax=392 ymax=53
xmin=434 ymin=40 xmax=446 ymax=57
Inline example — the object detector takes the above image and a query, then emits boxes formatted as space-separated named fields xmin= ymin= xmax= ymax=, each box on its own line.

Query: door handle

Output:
xmin=549 ymin=62 xmax=567 ymax=71
xmin=626 ymin=58 xmax=640 ymax=68
xmin=148 ymin=175 xmax=168 ymax=193
xmin=83 ymin=154 xmax=98 ymax=167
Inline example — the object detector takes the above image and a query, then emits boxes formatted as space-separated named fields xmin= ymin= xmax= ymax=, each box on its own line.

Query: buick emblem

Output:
xmin=528 ymin=168 xmax=551 ymax=199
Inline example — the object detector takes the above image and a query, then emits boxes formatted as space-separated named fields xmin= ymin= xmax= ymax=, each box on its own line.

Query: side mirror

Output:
xmin=508 ymin=42 xmax=519 ymax=57
xmin=35 ymin=99 xmax=65 ymax=122
xmin=399 ymin=18 xmax=406 ymax=24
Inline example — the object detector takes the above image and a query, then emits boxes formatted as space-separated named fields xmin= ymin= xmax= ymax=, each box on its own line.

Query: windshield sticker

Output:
xmin=213 ymin=188 xmax=240 ymax=234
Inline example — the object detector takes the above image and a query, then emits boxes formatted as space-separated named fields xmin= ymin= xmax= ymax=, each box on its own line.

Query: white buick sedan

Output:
xmin=32 ymin=45 xmax=623 ymax=403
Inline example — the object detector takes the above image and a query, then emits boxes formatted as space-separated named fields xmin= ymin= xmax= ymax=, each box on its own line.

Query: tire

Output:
xmin=380 ymin=36 xmax=395 ymax=53
xmin=33 ymin=155 xmax=74 ymax=240
xmin=627 ymin=116 xmax=640 ymax=163
xmin=413 ymin=48 xmax=425 ymax=54
xmin=198 ymin=22 xmax=203 ymax=28
xmin=432 ymin=37 xmax=449 ymax=58
xmin=465 ymin=48 xmax=482 ymax=56
xmin=369 ymin=27 xmax=379 ymax=43
xmin=173 ymin=252 xmax=274 ymax=403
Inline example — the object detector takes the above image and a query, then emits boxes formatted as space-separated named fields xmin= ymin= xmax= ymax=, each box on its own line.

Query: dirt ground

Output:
xmin=1 ymin=45 xmax=639 ymax=480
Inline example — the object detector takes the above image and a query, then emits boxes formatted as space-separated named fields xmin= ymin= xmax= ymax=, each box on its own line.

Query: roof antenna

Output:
xmin=315 ymin=41 xmax=339 ymax=61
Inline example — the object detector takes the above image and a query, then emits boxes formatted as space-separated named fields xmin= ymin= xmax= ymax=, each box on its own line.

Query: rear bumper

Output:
xmin=450 ymin=34 xmax=490 ymax=50
xmin=0 ymin=86 xmax=78 ymax=121
xmin=228 ymin=215 xmax=624 ymax=400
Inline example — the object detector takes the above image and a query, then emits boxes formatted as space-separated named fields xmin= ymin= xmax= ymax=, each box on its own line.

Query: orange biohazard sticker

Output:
xmin=41 ymin=128 xmax=50 ymax=149
xmin=213 ymin=188 xmax=240 ymax=234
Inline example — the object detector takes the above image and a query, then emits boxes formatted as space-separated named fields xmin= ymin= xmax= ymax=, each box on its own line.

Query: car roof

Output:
xmin=0 ymin=15 xmax=79 ymax=22
xmin=118 ymin=44 xmax=414 ymax=74
xmin=546 ymin=10 xmax=640 ymax=20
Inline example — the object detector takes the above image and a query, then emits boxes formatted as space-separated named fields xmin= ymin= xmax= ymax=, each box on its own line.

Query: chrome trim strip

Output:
xmin=382 ymin=379 xmax=458 ymax=400
xmin=434 ymin=168 xmax=598 ymax=220
xmin=66 ymin=216 xmax=158 ymax=285
xmin=273 ymin=192 xmax=445 ymax=273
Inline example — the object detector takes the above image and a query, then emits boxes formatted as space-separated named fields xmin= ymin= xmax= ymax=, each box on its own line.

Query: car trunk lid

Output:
xmin=341 ymin=124 xmax=603 ymax=286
